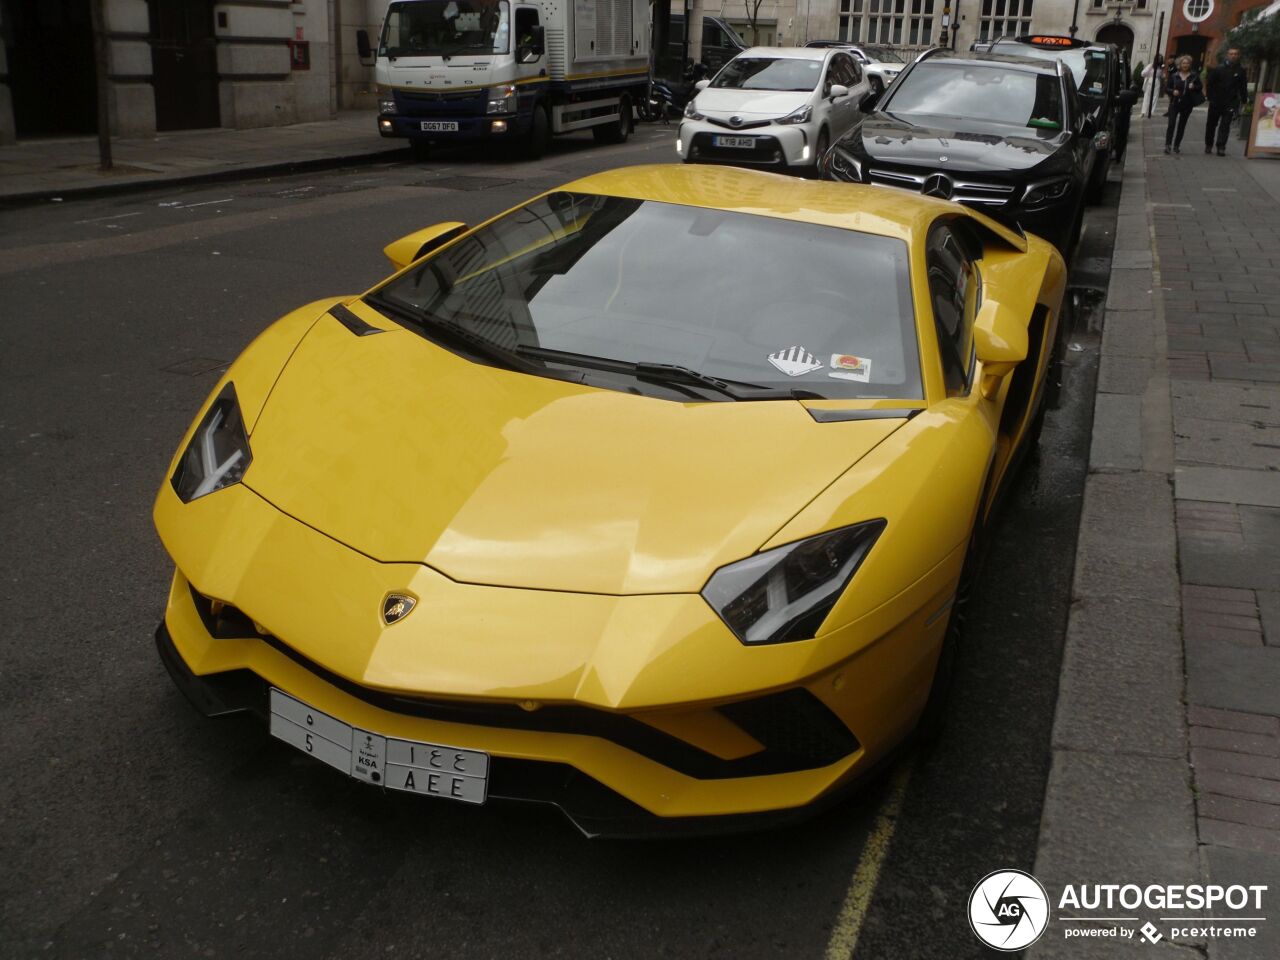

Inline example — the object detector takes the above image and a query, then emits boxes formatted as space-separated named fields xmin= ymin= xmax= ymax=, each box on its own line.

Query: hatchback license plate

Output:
xmin=420 ymin=121 xmax=459 ymax=132
xmin=713 ymin=135 xmax=757 ymax=149
xmin=269 ymin=689 xmax=488 ymax=804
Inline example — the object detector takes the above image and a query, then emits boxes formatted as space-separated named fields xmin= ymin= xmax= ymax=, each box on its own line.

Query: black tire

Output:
xmin=1084 ymin=151 xmax=1109 ymax=204
xmin=409 ymin=140 xmax=431 ymax=162
xmin=636 ymin=97 xmax=658 ymax=123
xmin=809 ymin=128 xmax=829 ymax=178
xmin=524 ymin=106 xmax=550 ymax=160
xmin=592 ymin=96 xmax=632 ymax=144
xmin=916 ymin=533 xmax=979 ymax=743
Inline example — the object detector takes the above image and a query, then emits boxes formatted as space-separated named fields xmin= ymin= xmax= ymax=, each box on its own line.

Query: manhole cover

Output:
xmin=412 ymin=176 xmax=515 ymax=191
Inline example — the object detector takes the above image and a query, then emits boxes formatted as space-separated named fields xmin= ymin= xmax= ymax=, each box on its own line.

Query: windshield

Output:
xmin=373 ymin=193 xmax=921 ymax=401
xmin=380 ymin=0 xmax=509 ymax=57
xmin=863 ymin=46 xmax=905 ymax=64
xmin=886 ymin=62 xmax=1065 ymax=130
xmin=712 ymin=57 xmax=824 ymax=92
xmin=998 ymin=43 xmax=1110 ymax=98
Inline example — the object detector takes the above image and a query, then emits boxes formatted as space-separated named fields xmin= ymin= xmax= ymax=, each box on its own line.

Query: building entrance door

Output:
xmin=150 ymin=0 xmax=220 ymax=130
xmin=1 ymin=0 xmax=96 ymax=137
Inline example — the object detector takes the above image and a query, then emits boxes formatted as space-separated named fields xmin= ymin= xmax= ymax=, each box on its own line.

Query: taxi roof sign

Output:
xmin=1018 ymin=34 xmax=1087 ymax=48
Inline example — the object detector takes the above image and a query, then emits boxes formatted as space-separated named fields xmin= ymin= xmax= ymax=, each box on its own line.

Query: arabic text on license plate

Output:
xmin=268 ymin=689 xmax=488 ymax=804
xmin=420 ymin=121 xmax=459 ymax=132
xmin=713 ymin=135 xmax=757 ymax=149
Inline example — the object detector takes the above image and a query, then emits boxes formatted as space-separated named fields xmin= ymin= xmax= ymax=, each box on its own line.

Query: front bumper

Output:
xmin=154 ymin=482 xmax=956 ymax=836
xmin=677 ymin=119 xmax=813 ymax=168
xmin=378 ymin=112 xmax=528 ymax=142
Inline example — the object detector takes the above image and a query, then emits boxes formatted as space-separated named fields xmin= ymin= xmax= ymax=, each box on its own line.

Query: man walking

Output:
xmin=1205 ymin=47 xmax=1248 ymax=156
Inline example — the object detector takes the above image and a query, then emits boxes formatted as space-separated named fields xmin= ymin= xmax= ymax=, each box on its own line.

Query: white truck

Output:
xmin=375 ymin=0 xmax=650 ymax=158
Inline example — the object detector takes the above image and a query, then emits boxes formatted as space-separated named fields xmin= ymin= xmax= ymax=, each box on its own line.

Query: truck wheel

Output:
xmin=524 ymin=107 xmax=550 ymax=160
xmin=410 ymin=141 xmax=431 ymax=162
xmin=593 ymin=96 xmax=631 ymax=144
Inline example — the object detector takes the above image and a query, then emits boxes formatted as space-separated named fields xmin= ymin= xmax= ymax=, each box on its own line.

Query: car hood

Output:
xmin=694 ymin=88 xmax=811 ymax=118
xmin=244 ymin=313 xmax=904 ymax=595
xmin=860 ymin=113 xmax=1066 ymax=172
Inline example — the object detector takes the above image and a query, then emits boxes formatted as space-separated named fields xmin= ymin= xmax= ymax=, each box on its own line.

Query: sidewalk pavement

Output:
xmin=0 ymin=110 xmax=401 ymax=204
xmin=1033 ymin=112 xmax=1280 ymax=958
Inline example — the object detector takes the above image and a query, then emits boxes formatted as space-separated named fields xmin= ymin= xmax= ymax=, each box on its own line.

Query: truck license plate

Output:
xmin=420 ymin=121 xmax=459 ymax=132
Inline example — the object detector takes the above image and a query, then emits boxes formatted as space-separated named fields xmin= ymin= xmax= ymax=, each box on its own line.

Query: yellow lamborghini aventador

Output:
xmin=153 ymin=164 xmax=1066 ymax=836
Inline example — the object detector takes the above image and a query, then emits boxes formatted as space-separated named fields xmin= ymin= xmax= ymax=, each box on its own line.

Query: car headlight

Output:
xmin=777 ymin=104 xmax=812 ymax=125
xmin=1022 ymin=177 xmax=1073 ymax=207
xmin=171 ymin=382 xmax=252 ymax=503
xmin=379 ymin=98 xmax=397 ymax=115
xmin=702 ymin=521 xmax=886 ymax=646
xmin=822 ymin=143 xmax=864 ymax=182
xmin=486 ymin=85 xmax=517 ymax=114
xmin=684 ymin=101 xmax=705 ymax=121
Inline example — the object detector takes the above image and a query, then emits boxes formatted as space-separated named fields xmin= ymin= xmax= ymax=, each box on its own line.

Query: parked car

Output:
xmin=665 ymin=14 xmax=747 ymax=73
xmin=679 ymin=46 xmax=869 ymax=172
xmin=805 ymin=40 xmax=906 ymax=94
xmin=820 ymin=49 xmax=1094 ymax=256
xmin=153 ymin=164 xmax=1065 ymax=837
xmin=977 ymin=35 xmax=1137 ymax=197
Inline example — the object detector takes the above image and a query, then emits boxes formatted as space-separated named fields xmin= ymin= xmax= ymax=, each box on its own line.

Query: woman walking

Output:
xmin=1164 ymin=55 xmax=1204 ymax=154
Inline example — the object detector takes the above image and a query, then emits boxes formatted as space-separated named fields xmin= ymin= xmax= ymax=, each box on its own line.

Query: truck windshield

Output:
xmin=380 ymin=0 xmax=510 ymax=57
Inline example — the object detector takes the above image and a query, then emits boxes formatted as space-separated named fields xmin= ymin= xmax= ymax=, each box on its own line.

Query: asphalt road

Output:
xmin=0 ymin=125 xmax=1117 ymax=959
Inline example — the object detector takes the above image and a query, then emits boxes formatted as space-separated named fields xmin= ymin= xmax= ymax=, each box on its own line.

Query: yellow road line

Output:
xmin=824 ymin=758 xmax=916 ymax=960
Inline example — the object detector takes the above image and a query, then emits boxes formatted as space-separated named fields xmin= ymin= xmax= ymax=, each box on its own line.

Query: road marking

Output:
xmin=174 ymin=198 xmax=234 ymax=209
xmin=75 ymin=211 xmax=142 ymax=224
xmin=824 ymin=758 xmax=915 ymax=960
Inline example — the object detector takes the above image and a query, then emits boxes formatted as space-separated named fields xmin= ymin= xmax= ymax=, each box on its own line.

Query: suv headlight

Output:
xmin=1022 ymin=177 xmax=1073 ymax=207
xmin=823 ymin=143 xmax=863 ymax=182
xmin=171 ymin=382 xmax=252 ymax=503
xmin=684 ymin=101 xmax=705 ymax=121
xmin=486 ymin=85 xmax=517 ymax=114
xmin=702 ymin=521 xmax=885 ymax=646
xmin=777 ymin=104 xmax=812 ymax=125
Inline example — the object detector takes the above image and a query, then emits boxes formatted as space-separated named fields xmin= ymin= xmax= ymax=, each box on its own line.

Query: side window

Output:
xmin=838 ymin=53 xmax=861 ymax=86
xmin=515 ymin=8 xmax=540 ymax=51
xmin=703 ymin=21 xmax=724 ymax=49
xmin=926 ymin=222 xmax=981 ymax=396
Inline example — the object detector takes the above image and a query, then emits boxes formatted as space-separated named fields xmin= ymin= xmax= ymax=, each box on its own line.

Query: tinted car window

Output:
xmin=926 ymin=223 xmax=980 ymax=395
xmin=887 ymin=61 xmax=1064 ymax=130
xmin=376 ymin=193 xmax=922 ymax=400
xmin=831 ymin=53 xmax=860 ymax=86
xmin=713 ymin=58 xmax=824 ymax=92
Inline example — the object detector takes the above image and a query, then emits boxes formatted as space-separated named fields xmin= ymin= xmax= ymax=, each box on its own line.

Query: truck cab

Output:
xmin=376 ymin=0 xmax=650 ymax=158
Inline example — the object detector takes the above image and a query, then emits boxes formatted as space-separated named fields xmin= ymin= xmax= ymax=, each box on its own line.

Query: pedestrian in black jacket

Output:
xmin=1205 ymin=47 xmax=1248 ymax=156
xmin=1165 ymin=56 xmax=1203 ymax=154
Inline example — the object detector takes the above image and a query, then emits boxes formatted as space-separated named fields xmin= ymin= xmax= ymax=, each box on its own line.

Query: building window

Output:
xmin=978 ymin=0 xmax=1034 ymax=42
xmin=840 ymin=0 xmax=936 ymax=47
xmin=1182 ymin=0 xmax=1213 ymax=23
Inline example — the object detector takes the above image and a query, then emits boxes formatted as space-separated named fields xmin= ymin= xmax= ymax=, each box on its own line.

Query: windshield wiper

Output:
xmin=515 ymin=346 xmax=816 ymax=401
xmin=364 ymin=297 xmax=561 ymax=377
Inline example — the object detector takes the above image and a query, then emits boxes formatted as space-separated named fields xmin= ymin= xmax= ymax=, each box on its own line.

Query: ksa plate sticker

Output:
xmin=829 ymin=353 xmax=872 ymax=382
xmin=768 ymin=346 xmax=824 ymax=377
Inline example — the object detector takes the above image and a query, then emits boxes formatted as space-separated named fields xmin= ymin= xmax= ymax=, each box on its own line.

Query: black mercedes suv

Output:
xmin=820 ymin=49 xmax=1095 ymax=256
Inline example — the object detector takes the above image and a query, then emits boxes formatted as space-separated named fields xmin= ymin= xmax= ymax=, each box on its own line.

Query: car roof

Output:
xmin=555 ymin=164 xmax=1026 ymax=251
xmin=919 ymin=49 xmax=1061 ymax=74
xmin=737 ymin=46 xmax=830 ymax=61
xmin=990 ymin=36 xmax=1113 ymax=55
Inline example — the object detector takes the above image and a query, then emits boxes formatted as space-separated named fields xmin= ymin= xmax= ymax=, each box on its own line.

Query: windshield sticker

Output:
xmin=829 ymin=353 xmax=872 ymax=382
xmin=768 ymin=346 xmax=824 ymax=377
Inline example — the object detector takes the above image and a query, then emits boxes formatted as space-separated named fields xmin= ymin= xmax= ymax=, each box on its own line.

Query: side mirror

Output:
xmin=383 ymin=221 xmax=468 ymax=271
xmin=859 ymin=90 xmax=880 ymax=112
xmin=518 ymin=45 xmax=538 ymax=64
xmin=530 ymin=25 xmax=545 ymax=56
xmin=356 ymin=29 xmax=373 ymax=62
xmin=973 ymin=300 xmax=1028 ymax=400
xmin=1117 ymin=88 xmax=1139 ymax=106
xmin=694 ymin=79 xmax=711 ymax=91
xmin=829 ymin=84 xmax=849 ymax=100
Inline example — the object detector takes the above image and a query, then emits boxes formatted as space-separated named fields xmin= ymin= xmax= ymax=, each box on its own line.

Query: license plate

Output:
xmin=713 ymin=135 xmax=757 ymax=149
xmin=268 ymin=689 xmax=488 ymax=805
xmin=420 ymin=121 xmax=459 ymax=132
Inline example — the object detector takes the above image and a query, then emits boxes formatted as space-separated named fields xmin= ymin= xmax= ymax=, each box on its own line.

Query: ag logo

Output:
xmin=382 ymin=592 xmax=417 ymax=625
xmin=968 ymin=869 xmax=1050 ymax=951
